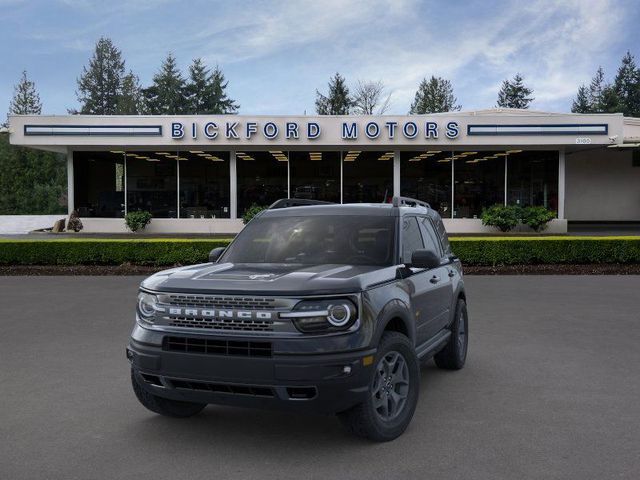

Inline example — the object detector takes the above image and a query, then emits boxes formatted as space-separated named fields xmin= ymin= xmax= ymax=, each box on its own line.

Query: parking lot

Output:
xmin=1 ymin=275 xmax=639 ymax=480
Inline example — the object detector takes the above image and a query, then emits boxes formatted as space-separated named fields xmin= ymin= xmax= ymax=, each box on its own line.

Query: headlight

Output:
xmin=137 ymin=291 xmax=158 ymax=324
xmin=282 ymin=298 xmax=358 ymax=333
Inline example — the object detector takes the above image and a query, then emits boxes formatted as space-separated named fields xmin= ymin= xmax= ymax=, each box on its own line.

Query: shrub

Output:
xmin=242 ymin=204 xmax=268 ymax=224
xmin=67 ymin=210 xmax=83 ymax=232
xmin=481 ymin=204 xmax=521 ymax=232
xmin=125 ymin=210 xmax=152 ymax=232
xmin=521 ymin=206 xmax=556 ymax=232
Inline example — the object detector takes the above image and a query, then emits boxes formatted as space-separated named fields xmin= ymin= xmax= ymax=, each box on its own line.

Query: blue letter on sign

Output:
xmin=263 ymin=122 xmax=279 ymax=139
xmin=171 ymin=122 xmax=184 ymax=139
xmin=286 ymin=122 xmax=299 ymax=139
xmin=204 ymin=122 xmax=218 ymax=139
xmin=365 ymin=122 xmax=380 ymax=139
xmin=307 ymin=122 xmax=321 ymax=139
xmin=446 ymin=121 xmax=459 ymax=139
xmin=342 ymin=122 xmax=358 ymax=139
xmin=245 ymin=122 xmax=258 ymax=139
xmin=425 ymin=122 xmax=438 ymax=139
xmin=226 ymin=122 xmax=239 ymax=139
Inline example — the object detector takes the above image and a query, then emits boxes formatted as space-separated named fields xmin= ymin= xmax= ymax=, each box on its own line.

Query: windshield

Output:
xmin=221 ymin=215 xmax=396 ymax=266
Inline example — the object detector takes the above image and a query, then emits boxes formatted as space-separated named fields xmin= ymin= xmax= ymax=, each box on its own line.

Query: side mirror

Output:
xmin=209 ymin=247 xmax=226 ymax=263
xmin=410 ymin=249 xmax=441 ymax=269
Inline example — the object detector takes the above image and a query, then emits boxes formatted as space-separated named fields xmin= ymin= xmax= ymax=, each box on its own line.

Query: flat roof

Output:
xmin=7 ymin=109 xmax=635 ymax=153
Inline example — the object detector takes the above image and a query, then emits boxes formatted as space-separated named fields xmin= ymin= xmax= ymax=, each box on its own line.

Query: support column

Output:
xmin=504 ymin=154 xmax=508 ymax=206
xmin=558 ymin=148 xmax=566 ymax=220
xmin=393 ymin=150 xmax=400 ymax=198
xmin=230 ymin=150 xmax=237 ymax=219
xmin=66 ymin=148 xmax=74 ymax=216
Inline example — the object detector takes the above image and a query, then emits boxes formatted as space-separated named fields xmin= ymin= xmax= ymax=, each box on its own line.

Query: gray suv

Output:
xmin=127 ymin=197 xmax=468 ymax=441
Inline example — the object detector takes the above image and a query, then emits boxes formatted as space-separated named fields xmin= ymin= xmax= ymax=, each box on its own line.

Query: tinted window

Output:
xmin=419 ymin=217 xmax=442 ymax=256
xmin=433 ymin=216 xmax=452 ymax=254
xmin=221 ymin=215 xmax=396 ymax=266
xmin=401 ymin=217 xmax=424 ymax=263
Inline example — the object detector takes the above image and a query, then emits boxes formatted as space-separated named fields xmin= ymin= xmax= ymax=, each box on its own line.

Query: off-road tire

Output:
xmin=337 ymin=331 xmax=420 ymax=442
xmin=131 ymin=369 xmax=206 ymax=418
xmin=434 ymin=298 xmax=468 ymax=370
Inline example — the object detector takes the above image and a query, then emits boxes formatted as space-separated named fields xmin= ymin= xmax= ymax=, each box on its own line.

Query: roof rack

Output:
xmin=268 ymin=198 xmax=335 ymax=209
xmin=391 ymin=196 xmax=431 ymax=209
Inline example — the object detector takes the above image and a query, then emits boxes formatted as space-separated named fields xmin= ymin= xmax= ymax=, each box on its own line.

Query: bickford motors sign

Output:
xmin=170 ymin=119 xmax=461 ymax=141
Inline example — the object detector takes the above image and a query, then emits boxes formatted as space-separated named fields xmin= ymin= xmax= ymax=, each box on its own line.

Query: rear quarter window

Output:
xmin=433 ymin=216 xmax=452 ymax=254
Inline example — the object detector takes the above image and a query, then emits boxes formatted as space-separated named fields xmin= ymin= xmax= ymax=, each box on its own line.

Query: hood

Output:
xmin=141 ymin=262 xmax=398 ymax=296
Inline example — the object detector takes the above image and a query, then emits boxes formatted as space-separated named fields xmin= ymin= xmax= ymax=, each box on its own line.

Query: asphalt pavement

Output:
xmin=0 ymin=275 xmax=638 ymax=480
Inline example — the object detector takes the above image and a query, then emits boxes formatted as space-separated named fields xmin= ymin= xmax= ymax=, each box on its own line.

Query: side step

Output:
xmin=415 ymin=329 xmax=451 ymax=360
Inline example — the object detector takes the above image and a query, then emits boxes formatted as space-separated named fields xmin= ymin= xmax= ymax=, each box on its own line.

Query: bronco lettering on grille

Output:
xmin=167 ymin=308 xmax=273 ymax=320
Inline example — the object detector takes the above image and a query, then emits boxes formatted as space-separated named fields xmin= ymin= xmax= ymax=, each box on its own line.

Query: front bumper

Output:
xmin=127 ymin=334 xmax=376 ymax=415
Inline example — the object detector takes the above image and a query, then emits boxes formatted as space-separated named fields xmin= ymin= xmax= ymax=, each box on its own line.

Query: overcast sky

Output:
xmin=1 ymin=0 xmax=639 ymax=117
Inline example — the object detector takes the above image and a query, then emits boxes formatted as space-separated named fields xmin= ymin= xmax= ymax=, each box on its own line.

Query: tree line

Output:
xmin=2 ymin=37 xmax=640 ymax=216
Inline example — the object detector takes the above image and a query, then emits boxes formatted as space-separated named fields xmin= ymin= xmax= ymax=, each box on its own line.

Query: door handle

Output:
xmin=430 ymin=275 xmax=440 ymax=284
xmin=448 ymin=269 xmax=456 ymax=278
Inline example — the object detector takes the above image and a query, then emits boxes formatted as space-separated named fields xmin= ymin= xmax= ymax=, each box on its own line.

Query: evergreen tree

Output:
xmin=8 ymin=70 xmax=42 ymax=116
xmin=588 ymin=66 xmax=607 ymax=111
xmin=143 ymin=53 xmax=187 ymax=115
xmin=571 ymin=85 xmax=591 ymax=113
xmin=315 ymin=73 xmax=352 ymax=115
xmin=185 ymin=59 xmax=239 ymax=114
xmin=208 ymin=65 xmax=239 ymax=114
xmin=409 ymin=76 xmax=460 ymax=114
xmin=613 ymin=51 xmax=640 ymax=117
xmin=116 ymin=71 xmax=144 ymax=115
xmin=496 ymin=73 xmax=534 ymax=109
xmin=75 ymin=37 xmax=125 ymax=114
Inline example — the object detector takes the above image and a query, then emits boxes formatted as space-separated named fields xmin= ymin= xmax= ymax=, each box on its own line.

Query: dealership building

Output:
xmin=8 ymin=109 xmax=640 ymax=233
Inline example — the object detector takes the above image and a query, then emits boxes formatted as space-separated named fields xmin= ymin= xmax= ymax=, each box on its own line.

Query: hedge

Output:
xmin=449 ymin=236 xmax=640 ymax=266
xmin=0 ymin=239 xmax=233 ymax=266
xmin=0 ymin=237 xmax=639 ymax=266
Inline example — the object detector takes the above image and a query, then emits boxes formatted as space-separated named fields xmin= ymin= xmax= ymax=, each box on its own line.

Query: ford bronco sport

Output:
xmin=127 ymin=197 xmax=468 ymax=441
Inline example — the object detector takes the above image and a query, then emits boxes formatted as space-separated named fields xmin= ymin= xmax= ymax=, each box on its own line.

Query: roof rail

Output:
xmin=391 ymin=196 xmax=431 ymax=209
xmin=268 ymin=198 xmax=335 ymax=209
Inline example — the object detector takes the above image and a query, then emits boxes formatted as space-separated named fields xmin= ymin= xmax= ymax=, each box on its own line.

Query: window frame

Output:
xmin=400 ymin=215 xmax=426 ymax=265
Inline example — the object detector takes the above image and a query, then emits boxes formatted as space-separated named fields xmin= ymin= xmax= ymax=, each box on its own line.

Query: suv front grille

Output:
xmin=163 ymin=336 xmax=272 ymax=357
xmin=166 ymin=294 xmax=277 ymax=310
xmin=168 ymin=316 xmax=273 ymax=332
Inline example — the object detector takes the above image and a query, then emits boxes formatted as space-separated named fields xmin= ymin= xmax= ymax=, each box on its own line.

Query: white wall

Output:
xmin=565 ymin=149 xmax=640 ymax=221
xmin=0 ymin=215 xmax=66 ymax=234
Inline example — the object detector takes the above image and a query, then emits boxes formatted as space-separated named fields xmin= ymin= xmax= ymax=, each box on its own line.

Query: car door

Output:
xmin=418 ymin=216 xmax=454 ymax=335
xmin=400 ymin=216 xmax=444 ymax=345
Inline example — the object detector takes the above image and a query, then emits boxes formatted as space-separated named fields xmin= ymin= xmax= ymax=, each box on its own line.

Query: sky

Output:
xmin=1 ymin=0 xmax=639 ymax=117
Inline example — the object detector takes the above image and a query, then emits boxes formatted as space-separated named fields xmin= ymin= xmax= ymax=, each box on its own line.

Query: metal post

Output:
xmin=287 ymin=152 xmax=291 ymax=198
xmin=558 ymin=148 xmax=565 ymax=219
xmin=123 ymin=153 xmax=127 ymax=216
xmin=176 ymin=154 xmax=180 ymax=219
xmin=230 ymin=150 xmax=237 ymax=219
xmin=450 ymin=152 xmax=455 ymax=218
xmin=340 ymin=150 xmax=343 ymax=204
xmin=393 ymin=150 xmax=400 ymax=197
xmin=66 ymin=148 xmax=74 ymax=216
xmin=504 ymin=154 xmax=508 ymax=206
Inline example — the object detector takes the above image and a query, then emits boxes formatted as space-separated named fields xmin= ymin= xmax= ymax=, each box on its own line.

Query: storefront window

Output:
xmin=73 ymin=151 xmax=125 ymax=218
xmin=290 ymin=151 xmax=340 ymax=203
xmin=178 ymin=151 xmax=230 ymax=218
xmin=507 ymin=150 xmax=558 ymax=212
xmin=400 ymin=151 xmax=452 ymax=217
xmin=343 ymin=151 xmax=394 ymax=203
xmin=453 ymin=151 xmax=505 ymax=218
xmin=237 ymin=150 xmax=288 ymax=216
xmin=126 ymin=152 xmax=177 ymax=218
